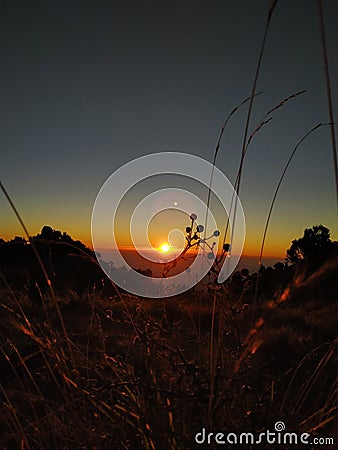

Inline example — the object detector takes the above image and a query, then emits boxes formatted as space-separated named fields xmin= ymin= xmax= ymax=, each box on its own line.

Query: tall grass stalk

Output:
xmin=0 ymin=269 xmax=32 ymax=328
xmin=231 ymin=0 xmax=278 ymax=244
xmin=0 ymin=182 xmax=55 ymax=301
xmin=0 ymin=182 xmax=71 ymax=348
xmin=203 ymin=92 xmax=262 ymax=237
xmin=220 ymin=90 xmax=307 ymax=253
xmin=254 ymin=122 xmax=338 ymax=311
xmin=0 ymin=180 xmax=140 ymax=342
xmin=318 ymin=0 xmax=338 ymax=213
xmin=205 ymin=2 xmax=280 ymax=256
xmin=0 ymin=383 xmax=32 ymax=450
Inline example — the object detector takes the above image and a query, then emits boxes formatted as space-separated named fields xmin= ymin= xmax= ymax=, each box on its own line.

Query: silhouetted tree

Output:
xmin=33 ymin=226 xmax=93 ymax=256
xmin=9 ymin=236 xmax=26 ymax=244
xmin=286 ymin=225 xmax=332 ymax=264
xmin=40 ymin=225 xmax=53 ymax=239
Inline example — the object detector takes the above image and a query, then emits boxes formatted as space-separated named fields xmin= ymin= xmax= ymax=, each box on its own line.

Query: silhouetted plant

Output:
xmin=162 ymin=213 xmax=220 ymax=277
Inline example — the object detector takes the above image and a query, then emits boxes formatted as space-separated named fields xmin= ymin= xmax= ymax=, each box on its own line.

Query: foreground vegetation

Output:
xmin=0 ymin=230 xmax=337 ymax=449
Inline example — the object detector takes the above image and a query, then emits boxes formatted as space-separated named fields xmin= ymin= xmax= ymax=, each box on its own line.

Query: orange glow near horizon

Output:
xmin=3 ymin=214 xmax=337 ymax=261
xmin=0 ymin=223 xmax=288 ymax=259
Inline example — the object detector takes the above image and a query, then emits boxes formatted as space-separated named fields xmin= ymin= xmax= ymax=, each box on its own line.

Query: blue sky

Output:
xmin=1 ymin=0 xmax=337 ymax=258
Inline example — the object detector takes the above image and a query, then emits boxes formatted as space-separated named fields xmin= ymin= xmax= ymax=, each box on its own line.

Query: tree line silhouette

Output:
xmin=0 ymin=224 xmax=336 ymax=306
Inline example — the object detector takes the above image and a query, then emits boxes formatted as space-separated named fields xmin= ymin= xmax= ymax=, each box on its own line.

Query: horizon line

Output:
xmin=95 ymin=246 xmax=285 ymax=260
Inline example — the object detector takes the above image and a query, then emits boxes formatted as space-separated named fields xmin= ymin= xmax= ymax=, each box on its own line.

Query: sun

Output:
xmin=160 ymin=243 xmax=171 ymax=253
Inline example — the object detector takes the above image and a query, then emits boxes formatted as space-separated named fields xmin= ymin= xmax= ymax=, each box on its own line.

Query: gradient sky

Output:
xmin=1 ymin=0 xmax=337 ymax=259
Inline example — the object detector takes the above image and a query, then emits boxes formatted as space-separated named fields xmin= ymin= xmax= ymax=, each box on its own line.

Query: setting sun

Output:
xmin=160 ymin=243 xmax=171 ymax=253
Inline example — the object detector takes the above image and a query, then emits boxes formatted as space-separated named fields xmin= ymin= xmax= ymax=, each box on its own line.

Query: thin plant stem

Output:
xmin=253 ymin=122 xmax=338 ymax=308
xmin=0 ymin=382 xmax=32 ymax=450
xmin=215 ymin=2 xmax=280 ymax=259
xmin=207 ymin=292 xmax=217 ymax=427
xmin=0 ymin=181 xmax=74 ymax=359
xmin=204 ymin=93 xmax=262 ymax=238
xmin=232 ymin=0 xmax=279 ymax=243
xmin=219 ymin=90 xmax=306 ymax=259
xmin=317 ymin=0 xmax=338 ymax=213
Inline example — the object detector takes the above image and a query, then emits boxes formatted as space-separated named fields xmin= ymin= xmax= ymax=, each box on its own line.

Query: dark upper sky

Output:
xmin=1 ymin=0 xmax=337 ymax=256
